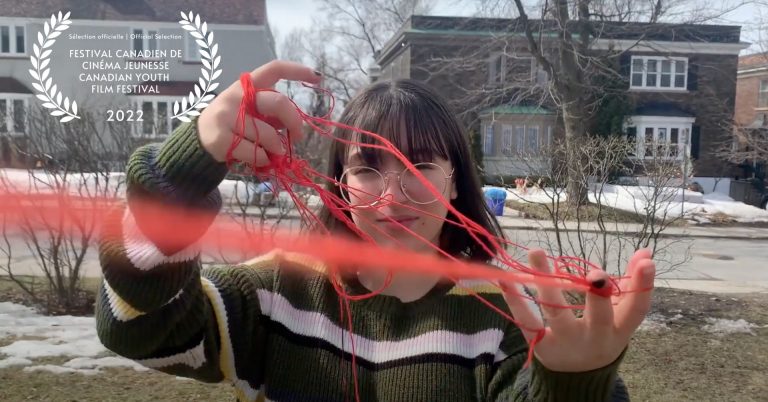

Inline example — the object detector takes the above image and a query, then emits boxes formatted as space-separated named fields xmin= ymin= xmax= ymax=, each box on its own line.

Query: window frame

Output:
xmin=183 ymin=32 xmax=202 ymax=62
xmin=0 ymin=23 xmax=26 ymax=56
xmin=630 ymin=56 xmax=688 ymax=91
xmin=0 ymin=94 xmax=30 ymax=137
xmin=131 ymin=96 xmax=181 ymax=138
xmin=488 ymin=53 xmax=505 ymax=86
xmin=482 ymin=124 xmax=494 ymax=156
xmin=130 ymin=27 xmax=159 ymax=55
xmin=758 ymin=79 xmax=768 ymax=108
xmin=501 ymin=124 xmax=514 ymax=156
xmin=526 ymin=126 xmax=540 ymax=153
xmin=625 ymin=116 xmax=695 ymax=160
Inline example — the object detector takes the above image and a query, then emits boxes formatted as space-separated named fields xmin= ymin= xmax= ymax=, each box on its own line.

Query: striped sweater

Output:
xmin=95 ymin=121 xmax=624 ymax=401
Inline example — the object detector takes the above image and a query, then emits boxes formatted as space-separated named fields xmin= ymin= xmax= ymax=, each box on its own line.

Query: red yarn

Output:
xmin=0 ymin=73 xmax=651 ymax=402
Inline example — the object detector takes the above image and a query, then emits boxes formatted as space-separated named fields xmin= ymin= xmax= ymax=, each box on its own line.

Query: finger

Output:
xmin=584 ymin=269 xmax=615 ymax=330
xmin=615 ymin=258 xmax=656 ymax=336
xmin=229 ymin=138 xmax=270 ymax=167
xmin=240 ymin=117 xmax=285 ymax=155
xmin=255 ymin=91 xmax=305 ymax=143
xmin=500 ymin=282 xmax=544 ymax=342
xmin=250 ymin=60 xmax=322 ymax=89
xmin=528 ymin=249 xmax=574 ymax=329
xmin=613 ymin=248 xmax=652 ymax=303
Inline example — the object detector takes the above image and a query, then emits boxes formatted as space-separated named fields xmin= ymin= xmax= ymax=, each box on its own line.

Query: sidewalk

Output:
xmin=223 ymin=206 xmax=768 ymax=240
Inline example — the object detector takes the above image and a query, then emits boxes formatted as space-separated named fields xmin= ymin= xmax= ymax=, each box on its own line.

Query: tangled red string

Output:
xmin=222 ymin=73 xmax=641 ymax=401
xmin=0 ymin=73 xmax=650 ymax=402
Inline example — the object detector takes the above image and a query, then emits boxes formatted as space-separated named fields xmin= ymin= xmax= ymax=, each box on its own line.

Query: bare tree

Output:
xmin=417 ymin=0 xmax=753 ymax=205
xmin=0 ymin=105 xmax=130 ymax=314
xmin=282 ymin=0 xmax=434 ymax=106
xmin=505 ymin=136 xmax=691 ymax=277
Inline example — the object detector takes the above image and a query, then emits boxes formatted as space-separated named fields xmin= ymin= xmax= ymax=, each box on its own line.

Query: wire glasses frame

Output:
xmin=338 ymin=162 xmax=454 ymax=207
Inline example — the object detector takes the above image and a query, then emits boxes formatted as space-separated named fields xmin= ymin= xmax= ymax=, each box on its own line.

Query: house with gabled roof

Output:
xmin=0 ymin=0 xmax=275 ymax=167
xmin=374 ymin=16 xmax=748 ymax=180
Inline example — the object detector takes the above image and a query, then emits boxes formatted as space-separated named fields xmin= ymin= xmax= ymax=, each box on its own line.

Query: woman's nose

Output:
xmin=380 ymin=173 xmax=408 ymax=203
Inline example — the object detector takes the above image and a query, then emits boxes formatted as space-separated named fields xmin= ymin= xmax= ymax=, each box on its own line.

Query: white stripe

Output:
xmin=200 ymin=277 xmax=259 ymax=401
xmin=122 ymin=208 xmax=200 ymax=271
xmin=256 ymin=289 xmax=505 ymax=363
xmin=136 ymin=338 xmax=206 ymax=369
xmin=103 ymin=281 xmax=145 ymax=322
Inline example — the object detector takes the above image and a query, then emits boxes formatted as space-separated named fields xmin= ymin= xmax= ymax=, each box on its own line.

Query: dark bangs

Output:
xmin=318 ymin=79 xmax=505 ymax=263
xmin=334 ymin=80 xmax=457 ymax=168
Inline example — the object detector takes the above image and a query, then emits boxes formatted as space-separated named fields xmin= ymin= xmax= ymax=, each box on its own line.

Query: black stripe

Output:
xmin=264 ymin=316 xmax=497 ymax=371
xmin=138 ymin=327 xmax=205 ymax=360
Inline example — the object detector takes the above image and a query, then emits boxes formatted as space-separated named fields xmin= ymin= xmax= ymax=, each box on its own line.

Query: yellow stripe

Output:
xmin=447 ymin=284 xmax=503 ymax=296
xmin=245 ymin=249 xmax=328 ymax=275
xmin=200 ymin=277 xmax=261 ymax=402
xmin=103 ymin=281 xmax=145 ymax=321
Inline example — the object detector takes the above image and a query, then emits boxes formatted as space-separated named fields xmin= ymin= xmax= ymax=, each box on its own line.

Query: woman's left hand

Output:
xmin=502 ymin=248 xmax=656 ymax=372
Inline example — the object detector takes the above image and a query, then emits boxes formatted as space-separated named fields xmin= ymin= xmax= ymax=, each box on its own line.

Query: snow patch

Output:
xmin=701 ymin=318 xmax=760 ymax=336
xmin=637 ymin=313 xmax=671 ymax=331
xmin=0 ymin=356 xmax=32 ymax=369
xmin=0 ymin=302 xmax=146 ymax=374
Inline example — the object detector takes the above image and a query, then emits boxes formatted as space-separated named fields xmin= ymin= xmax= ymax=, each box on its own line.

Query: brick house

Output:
xmin=735 ymin=52 xmax=768 ymax=128
xmin=0 ymin=0 xmax=276 ymax=168
xmin=374 ymin=16 xmax=748 ymax=180
xmin=733 ymin=52 xmax=768 ymax=184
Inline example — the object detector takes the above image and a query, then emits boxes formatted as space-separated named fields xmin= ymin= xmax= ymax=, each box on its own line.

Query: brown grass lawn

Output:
xmin=1 ymin=279 xmax=766 ymax=401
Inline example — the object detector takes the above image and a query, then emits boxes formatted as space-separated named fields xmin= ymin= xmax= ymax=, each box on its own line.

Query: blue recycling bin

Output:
xmin=484 ymin=188 xmax=507 ymax=216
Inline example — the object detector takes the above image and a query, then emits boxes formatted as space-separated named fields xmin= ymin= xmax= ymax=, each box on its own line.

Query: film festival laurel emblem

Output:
xmin=28 ymin=11 xmax=221 ymax=123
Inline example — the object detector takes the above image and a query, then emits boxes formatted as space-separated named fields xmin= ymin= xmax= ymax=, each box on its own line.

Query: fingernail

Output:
xmin=313 ymin=70 xmax=322 ymax=76
xmin=591 ymin=279 xmax=606 ymax=289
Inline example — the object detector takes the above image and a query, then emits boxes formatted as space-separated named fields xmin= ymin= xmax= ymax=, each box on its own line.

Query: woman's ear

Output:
xmin=450 ymin=180 xmax=458 ymax=200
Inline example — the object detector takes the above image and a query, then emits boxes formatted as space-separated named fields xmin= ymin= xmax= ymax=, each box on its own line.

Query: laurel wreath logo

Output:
xmin=28 ymin=11 xmax=79 ymax=123
xmin=175 ymin=11 xmax=222 ymax=122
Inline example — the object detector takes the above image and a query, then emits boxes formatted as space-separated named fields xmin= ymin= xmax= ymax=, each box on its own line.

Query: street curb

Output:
xmin=223 ymin=210 xmax=768 ymax=241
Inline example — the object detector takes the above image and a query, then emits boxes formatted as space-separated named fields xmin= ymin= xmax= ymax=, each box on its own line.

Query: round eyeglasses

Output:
xmin=338 ymin=162 xmax=454 ymax=207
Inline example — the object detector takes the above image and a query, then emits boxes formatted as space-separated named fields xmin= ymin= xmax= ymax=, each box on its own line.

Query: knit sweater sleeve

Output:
xmin=94 ymin=121 xmax=275 ymax=396
xmin=487 ymin=323 xmax=625 ymax=401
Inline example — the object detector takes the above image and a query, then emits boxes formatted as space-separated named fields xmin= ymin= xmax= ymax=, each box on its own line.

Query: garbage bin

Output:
xmin=484 ymin=188 xmax=507 ymax=216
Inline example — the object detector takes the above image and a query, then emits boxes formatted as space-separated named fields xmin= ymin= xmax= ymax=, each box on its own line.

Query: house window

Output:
xmin=501 ymin=124 xmax=514 ymax=155
xmin=527 ymin=126 xmax=539 ymax=153
xmin=184 ymin=33 xmax=202 ymax=62
xmin=546 ymin=126 xmax=553 ymax=147
xmin=483 ymin=124 xmax=494 ymax=155
xmin=488 ymin=53 xmax=505 ymax=85
xmin=132 ymin=28 xmax=158 ymax=54
xmin=628 ymin=117 xmax=694 ymax=160
xmin=532 ymin=59 xmax=548 ymax=85
xmin=759 ymin=80 xmax=768 ymax=108
xmin=630 ymin=56 xmax=687 ymax=90
xmin=515 ymin=126 xmax=525 ymax=153
xmin=134 ymin=98 xmax=181 ymax=137
xmin=0 ymin=24 xmax=25 ymax=55
xmin=0 ymin=95 xmax=28 ymax=135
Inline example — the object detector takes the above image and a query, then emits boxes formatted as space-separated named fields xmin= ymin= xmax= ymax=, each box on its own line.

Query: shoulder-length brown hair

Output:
xmin=316 ymin=79 xmax=504 ymax=263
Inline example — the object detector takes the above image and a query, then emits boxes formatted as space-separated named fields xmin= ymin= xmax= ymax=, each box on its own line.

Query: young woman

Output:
xmin=96 ymin=61 xmax=655 ymax=401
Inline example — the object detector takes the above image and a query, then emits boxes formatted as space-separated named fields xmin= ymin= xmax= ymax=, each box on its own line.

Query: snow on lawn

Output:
xmin=488 ymin=184 xmax=768 ymax=223
xmin=701 ymin=318 xmax=761 ymax=336
xmin=0 ymin=302 xmax=146 ymax=374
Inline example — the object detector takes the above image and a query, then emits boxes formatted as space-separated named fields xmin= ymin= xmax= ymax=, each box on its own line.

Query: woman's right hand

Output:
xmin=197 ymin=60 xmax=322 ymax=166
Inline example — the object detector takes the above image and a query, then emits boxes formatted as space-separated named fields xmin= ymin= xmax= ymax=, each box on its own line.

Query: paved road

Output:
xmin=2 ymin=218 xmax=767 ymax=293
